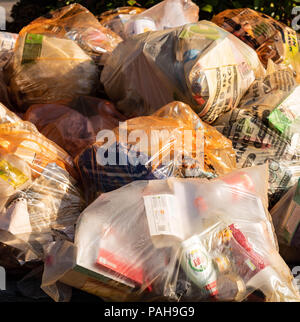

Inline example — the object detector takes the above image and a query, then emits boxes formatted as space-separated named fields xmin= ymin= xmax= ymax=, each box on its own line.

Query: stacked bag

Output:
xmin=0 ymin=1 xmax=300 ymax=303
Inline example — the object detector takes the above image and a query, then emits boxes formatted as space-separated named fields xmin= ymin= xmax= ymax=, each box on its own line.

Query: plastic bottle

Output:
xmin=180 ymin=235 xmax=218 ymax=297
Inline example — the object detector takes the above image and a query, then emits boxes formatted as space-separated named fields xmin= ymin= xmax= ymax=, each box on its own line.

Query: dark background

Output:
xmin=4 ymin=0 xmax=300 ymax=33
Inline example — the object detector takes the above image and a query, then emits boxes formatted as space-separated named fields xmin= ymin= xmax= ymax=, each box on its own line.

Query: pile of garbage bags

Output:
xmin=0 ymin=0 xmax=300 ymax=303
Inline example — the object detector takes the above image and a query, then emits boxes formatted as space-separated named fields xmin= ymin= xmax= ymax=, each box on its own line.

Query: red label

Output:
xmin=97 ymin=248 xmax=144 ymax=285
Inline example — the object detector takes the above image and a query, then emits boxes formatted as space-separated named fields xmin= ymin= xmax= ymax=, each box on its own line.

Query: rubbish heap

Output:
xmin=0 ymin=1 xmax=300 ymax=303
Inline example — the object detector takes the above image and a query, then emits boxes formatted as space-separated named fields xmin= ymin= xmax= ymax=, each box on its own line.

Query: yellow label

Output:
xmin=284 ymin=29 xmax=299 ymax=64
xmin=0 ymin=159 xmax=29 ymax=189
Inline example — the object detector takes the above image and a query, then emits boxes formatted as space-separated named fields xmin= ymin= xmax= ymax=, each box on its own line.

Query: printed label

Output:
xmin=143 ymin=194 xmax=184 ymax=241
xmin=21 ymin=33 xmax=43 ymax=64
xmin=188 ymin=248 xmax=208 ymax=272
xmin=0 ymin=32 xmax=17 ymax=51
xmin=268 ymin=86 xmax=300 ymax=133
xmin=0 ymin=159 xmax=29 ymax=189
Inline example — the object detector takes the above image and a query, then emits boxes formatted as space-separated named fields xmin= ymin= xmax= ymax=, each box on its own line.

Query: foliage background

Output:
xmin=5 ymin=0 xmax=300 ymax=33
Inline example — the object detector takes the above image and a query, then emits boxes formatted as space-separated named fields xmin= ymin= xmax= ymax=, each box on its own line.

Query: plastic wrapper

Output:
xmin=75 ymin=101 xmax=236 ymax=203
xmin=101 ymin=21 xmax=264 ymax=123
xmin=271 ymin=179 xmax=300 ymax=262
xmin=0 ymin=102 xmax=85 ymax=267
xmin=24 ymin=96 xmax=126 ymax=158
xmin=212 ymin=8 xmax=299 ymax=69
xmin=0 ymin=32 xmax=18 ymax=52
xmin=122 ymin=0 xmax=199 ymax=38
xmin=8 ymin=4 xmax=123 ymax=111
xmin=99 ymin=7 xmax=146 ymax=39
xmin=42 ymin=164 xmax=300 ymax=302
xmin=213 ymin=63 xmax=300 ymax=208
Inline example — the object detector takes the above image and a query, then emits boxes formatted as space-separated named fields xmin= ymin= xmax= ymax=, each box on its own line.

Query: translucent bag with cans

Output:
xmin=123 ymin=0 xmax=199 ymax=38
xmin=25 ymin=96 xmax=126 ymax=158
xmin=75 ymin=101 xmax=236 ymax=203
xmin=101 ymin=21 xmax=264 ymax=123
xmin=0 ymin=102 xmax=85 ymax=268
xmin=213 ymin=62 xmax=300 ymax=208
xmin=212 ymin=8 xmax=299 ymax=69
xmin=42 ymin=164 xmax=300 ymax=302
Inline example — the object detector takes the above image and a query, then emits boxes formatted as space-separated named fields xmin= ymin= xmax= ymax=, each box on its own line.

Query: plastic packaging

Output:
xmin=212 ymin=8 xmax=299 ymax=69
xmin=122 ymin=0 xmax=199 ymax=38
xmin=0 ymin=32 xmax=18 ymax=52
xmin=75 ymin=101 xmax=236 ymax=203
xmin=24 ymin=96 xmax=126 ymax=158
xmin=0 ymin=102 xmax=85 ymax=266
xmin=8 ymin=4 xmax=122 ymax=111
xmin=101 ymin=21 xmax=265 ymax=123
xmin=41 ymin=164 xmax=300 ymax=302
xmin=213 ymin=63 xmax=300 ymax=208
xmin=99 ymin=7 xmax=146 ymax=39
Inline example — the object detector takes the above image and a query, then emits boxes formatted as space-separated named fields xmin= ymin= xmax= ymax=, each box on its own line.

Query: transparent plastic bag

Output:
xmin=213 ymin=63 xmax=300 ymax=208
xmin=101 ymin=21 xmax=264 ymax=123
xmin=9 ymin=33 xmax=98 ymax=111
xmin=24 ymin=96 xmax=126 ymax=158
xmin=75 ymin=101 xmax=236 ymax=203
xmin=0 ymin=102 xmax=85 ymax=265
xmin=42 ymin=164 xmax=300 ymax=302
xmin=17 ymin=4 xmax=122 ymax=65
xmin=123 ymin=0 xmax=199 ymax=38
xmin=212 ymin=8 xmax=299 ymax=69
xmin=8 ymin=4 xmax=122 ymax=111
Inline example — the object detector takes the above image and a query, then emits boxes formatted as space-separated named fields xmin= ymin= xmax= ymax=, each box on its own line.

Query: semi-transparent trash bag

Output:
xmin=42 ymin=164 xmax=300 ymax=302
xmin=9 ymin=33 xmax=98 ymax=111
xmin=16 ymin=4 xmax=122 ymax=65
xmin=75 ymin=101 xmax=236 ymax=203
xmin=101 ymin=21 xmax=264 ymax=123
xmin=213 ymin=63 xmax=300 ymax=208
xmin=8 ymin=4 xmax=123 ymax=111
xmin=24 ymin=96 xmax=126 ymax=158
xmin=212 ymin=8 xmax=299 ymax=70
xmin=0 ymin=102 xmax=85 ymax=266
xmin=271 ymin=179 xmax=300 ymax=263
xmin=122 ymin=0 xmax=199 ymax=38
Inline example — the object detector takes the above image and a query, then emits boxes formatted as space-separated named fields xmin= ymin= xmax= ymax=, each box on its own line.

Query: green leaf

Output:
xmin=201 ymin=4 xmax=213 ymax=13
xmin=127 ymin=0 xmax=137 ymax=6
